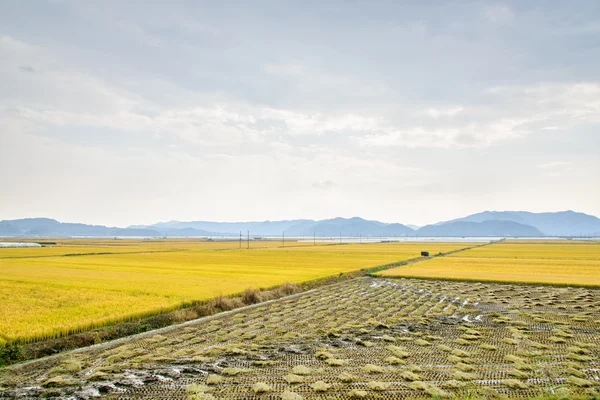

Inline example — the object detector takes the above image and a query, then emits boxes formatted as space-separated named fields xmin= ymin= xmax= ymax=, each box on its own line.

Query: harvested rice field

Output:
xmin=378 ymin=241 xmax=600 ymax=286
xmin=0 ymin=240 xmax=474 ymax=343
xmin=2 ymin=277 xmax=600 ymax=399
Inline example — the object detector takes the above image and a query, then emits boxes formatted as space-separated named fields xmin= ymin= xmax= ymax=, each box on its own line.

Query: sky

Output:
xmin=1 ymin=1 xmax=599 ymax=227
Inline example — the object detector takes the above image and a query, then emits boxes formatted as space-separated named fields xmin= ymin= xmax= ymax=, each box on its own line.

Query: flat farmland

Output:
xmin=0 ymin=239 xmax=320 ymax=259
xmin=378 ymin=241 xmax=600 ymax=286
xmin=446 ymin=242 xmax=600 ymax=260
xmin=0 ymin=240 xmax=472 ymax=344
xmin=3 ymin=278 xmax=600 ymax=399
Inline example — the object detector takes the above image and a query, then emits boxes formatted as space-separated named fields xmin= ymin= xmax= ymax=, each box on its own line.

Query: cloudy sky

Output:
xmin=1 ymin=1 xmax=599 ymax=227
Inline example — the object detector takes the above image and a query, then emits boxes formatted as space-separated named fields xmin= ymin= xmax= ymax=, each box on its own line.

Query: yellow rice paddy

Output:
xmin=0 ymin=240 xmax=470 ymax=343
xmin=378 ymin=241 xmax=600 ymax=286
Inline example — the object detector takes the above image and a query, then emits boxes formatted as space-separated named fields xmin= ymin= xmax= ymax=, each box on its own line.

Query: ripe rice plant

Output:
xmin=379 ymin=241 xmax=600 ymax=286
xmin=0 ymin=240 xmax=472 ymax=343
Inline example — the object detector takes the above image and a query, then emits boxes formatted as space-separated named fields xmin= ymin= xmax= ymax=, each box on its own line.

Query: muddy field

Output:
xmin=1 ymin=277 xmax=600 ymax=399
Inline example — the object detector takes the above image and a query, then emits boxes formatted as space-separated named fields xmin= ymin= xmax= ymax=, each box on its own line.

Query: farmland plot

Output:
xmin=2 ymin=277 xmax=599 ymax=399
xmin=0 ymin=241 xmax=472 ymax=343
xmin=379 ymin=241 xmax=600 ymax=286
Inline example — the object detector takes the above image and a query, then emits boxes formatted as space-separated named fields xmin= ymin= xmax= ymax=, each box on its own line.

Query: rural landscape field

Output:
xmin=3 ymin=1 xmax=600 ymax=399
xmin=0 ymin=239 xmax=473 ymax=344
xmin=2 ymin=239 xmax=600 ymax=399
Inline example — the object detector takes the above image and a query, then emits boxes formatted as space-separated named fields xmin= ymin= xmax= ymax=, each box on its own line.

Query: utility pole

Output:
xmin=282 ymin=231 xmax=285 ymax=247
xmin=247 ymin=230 xmax=249 ymax=249
xmin=239 ymin=231 xmax=242 ymax=249
xmin=313 ymin=232 xmax=316 ymax=246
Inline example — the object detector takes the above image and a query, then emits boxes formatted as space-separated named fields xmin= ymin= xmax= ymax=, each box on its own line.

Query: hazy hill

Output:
xmin=3 ymin=210 xmax=600 ymax=237
xmin=141 ymin=220 xmax=313 ymax=236
xmin=0 ymin=218 xmax=162 ymax=237
xmin=285 ymin=217 xmax=414 ymax=236
xmin=440 ymin=210 xmax=600 ymax=236
xmin=417 ymin=220 xmax=544 ymax=237
xmin=140 ymin=217 xmax=415 ymax=237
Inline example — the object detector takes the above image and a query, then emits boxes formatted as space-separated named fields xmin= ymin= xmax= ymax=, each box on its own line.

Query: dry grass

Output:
xmin=408 ymin=381 xmax=450 ymax=398
xmin=280 ymin=392 xmax=303 ymax=400
xmin=348 ymin=389 xmax=369 ymax=398
xmin=384 ymin=355 xmax=405 ymax=365
xmin=283 ymin=374 xmax=304 ymax=384
xmin=503 ymin=379 xmax=529 ymax=389
xmin=221 ymin=367 xmax=250 ymax=376
xmin=567 ymin=376 xmax=596 ymax=387
xmin=453 ymin=370 xmax=478 ymax=381
xmin=366 ymin=381 xmax=390 ymax=391
xmin=387 ymin=344 xmax=410 ymax=358
xmin=401 ymin=370 xmax=423 ymax=381
xmin=362 ymin=364 xmax=386 ymax=374
xmin=205 ymin=375 xmax=223 ymax=385
xmin=338 ymin=372 xmax=356 ymax=383
xmin=310 ymin=381 xmax=331 ymax=392
xmin=251 ymin=382 xmax=273 ymax=394
xmin=291 ymin=365 xmax=313 ymax=375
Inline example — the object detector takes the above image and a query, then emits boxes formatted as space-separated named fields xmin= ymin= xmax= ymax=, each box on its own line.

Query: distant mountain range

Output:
xmin=1 ymin=211 xmax=599 ymax=238
xmin=0 ymin=218 xmax=165 ymax=237
xmin=417 ymin=220 xmax=543 ymax=237
xmin=436 ymin=210 xmax=600 ymax=236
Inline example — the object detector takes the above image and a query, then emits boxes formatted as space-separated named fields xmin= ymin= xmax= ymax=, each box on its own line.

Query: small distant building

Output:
xmin=421 ymin=251 xmax=429 ymax=257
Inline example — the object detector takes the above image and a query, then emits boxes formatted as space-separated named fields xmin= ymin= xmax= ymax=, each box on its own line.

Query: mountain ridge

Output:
xmin=438 ymin=210 xmax=600 ymax=236
xmin=1 ymin=210 xmax=599 ymax=237
xmin=418 ymin=220 xmax=544 ymax=237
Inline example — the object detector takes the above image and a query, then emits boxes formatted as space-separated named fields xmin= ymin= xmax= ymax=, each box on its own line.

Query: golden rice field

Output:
xmin=378 ymin=241 xmax=600 ymax=286
xmin=447 ymin=242 xmax=600 ymax=260
xmin=0 ymin=239 xmax=319 ymax=258
xmin=0 ymin=240 xmax=471 ymax=344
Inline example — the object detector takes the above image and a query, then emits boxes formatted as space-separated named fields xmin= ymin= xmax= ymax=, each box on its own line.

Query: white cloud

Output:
xmin=357 ymin=117 xmax=536 ymax=149
xmin=539 ymin=161 xmax=570 ymax=169
xmin=263 ymin=63 xmax=306 ymax=77
xmin=312 ymin=180 xmax=337 ymax=190
xmin=424 ymin=106 xmax=464 ymax=119
xmin=1 ymin=1 xmax=600 ymax=225
xmin=537 ymin=161 xmax=584 ymax=178
xmin=3 ymin=34 xmax=600 ymax=155
xmin=484 ymin=4 xmax=515 ymax=24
